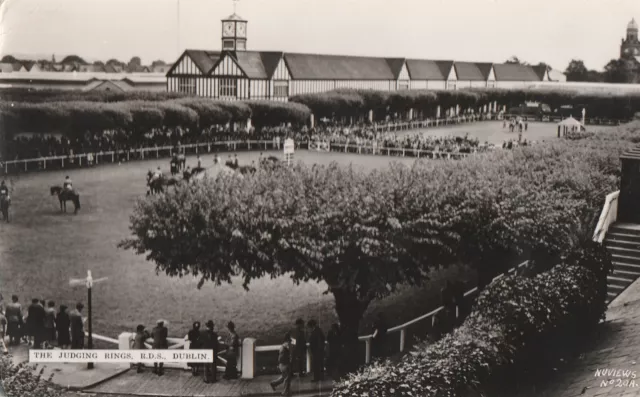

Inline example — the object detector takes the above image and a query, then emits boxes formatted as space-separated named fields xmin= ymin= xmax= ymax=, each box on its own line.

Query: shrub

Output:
xmin=0 ymin=354 xmax=62 ymax=397
xmin=331 ymin=243 xmax=610 ymax=397
xmin=245 ymin=100 xmax=311 ymax=126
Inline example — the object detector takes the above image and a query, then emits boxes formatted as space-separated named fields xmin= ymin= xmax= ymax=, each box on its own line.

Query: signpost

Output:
xmin=283 ymin=138 xmax=295 ymax=166
xmin=70 ymin=270 xmax=108 ymax=369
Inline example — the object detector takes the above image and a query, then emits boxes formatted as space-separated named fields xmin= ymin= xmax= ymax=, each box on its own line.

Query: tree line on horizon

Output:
xmin=0 ymin=54 xmax=168 ymax=69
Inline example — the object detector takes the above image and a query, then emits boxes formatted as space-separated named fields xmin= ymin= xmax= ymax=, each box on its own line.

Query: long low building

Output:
xmin=0 ymin=72 xmax=167 ymax=92
xmin=165 ymin=12 xmax=561 ymax=101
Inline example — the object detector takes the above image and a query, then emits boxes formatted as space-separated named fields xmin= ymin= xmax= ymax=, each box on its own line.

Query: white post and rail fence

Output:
xmin=1 ymin=115 xmax=492 ymax=174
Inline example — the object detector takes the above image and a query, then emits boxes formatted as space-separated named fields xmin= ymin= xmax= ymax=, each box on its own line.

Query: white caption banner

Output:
xmin=29 ymin=349 xmax=214 ymax=364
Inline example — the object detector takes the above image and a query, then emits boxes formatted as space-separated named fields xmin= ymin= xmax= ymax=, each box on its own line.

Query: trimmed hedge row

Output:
xmin=290 ymin=88 xmax=640 ymax=120
xmin=0 ymin=87 xmax=188 ymax=103
xmin=331 ymin=242 xmax=612 ymax=397
xmin=0 ymin=98 xmax=311 ymax=136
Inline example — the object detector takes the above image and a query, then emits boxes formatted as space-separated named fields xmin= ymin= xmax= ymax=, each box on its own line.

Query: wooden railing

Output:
xmin=0 ymin=116 xmax=493 ymax=174
xmin=593 ymin=191 xmax=620 ymax=243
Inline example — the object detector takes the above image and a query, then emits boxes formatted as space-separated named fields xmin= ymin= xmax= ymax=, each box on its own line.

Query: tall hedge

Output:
xmin=331 ymin=242 xmax=611 ymax=397
xmin=0 ymin=354 xmax=62 ymax=397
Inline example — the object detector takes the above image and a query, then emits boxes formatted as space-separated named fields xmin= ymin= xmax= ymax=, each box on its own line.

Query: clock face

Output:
xmin=223 ymin=22 xmax=235 ymax=36
xmin=237 ymin=23 xmax=246 ymax=38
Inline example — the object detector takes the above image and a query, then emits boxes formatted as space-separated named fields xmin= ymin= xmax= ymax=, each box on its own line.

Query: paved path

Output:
xmin=85 ymin=369 xmax=333 ymax=397
xmin=8 ymin=344 xmax=130 ymax=390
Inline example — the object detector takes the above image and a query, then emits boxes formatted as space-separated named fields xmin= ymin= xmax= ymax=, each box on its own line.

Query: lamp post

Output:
xmin=70 ymin=270 xmax=107 ymax=369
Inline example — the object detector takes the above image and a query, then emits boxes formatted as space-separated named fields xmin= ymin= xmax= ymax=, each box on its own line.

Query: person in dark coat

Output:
xmin=371 ymin=313 xmax=388 ymax=359
xmin=69 ymin=303 xmax=85 ymax=349
xmin=326 ymin=323 xmax=342 ymax=379
xmin=200 ymin=320 xmax=219 ymax=383
xmin=5 ymin=295 xmax=22 ymax=346
xmin=151 ymin=320 xmax=168 ymax=376
xmin=133 ymin=324 xmax=150 ymax=373
xmin=27 ymin=298 xmax=45 ymax=348
xmin=307 ymin=320 xmax=325 ymax=382
xmin=44 ymin=301 xmax=56 ymax=348
xmin=187 ymin=322 xmax=201 ymax=376
xmin=223 ymin=321 xmax=240 ymax=380
xmin=55 ymin=305 xmax=71 ymax=349
xmin=270 ymin=332 xmax=293 ymax=396
xmin=293 ymin=318 xmax=306 ymax=377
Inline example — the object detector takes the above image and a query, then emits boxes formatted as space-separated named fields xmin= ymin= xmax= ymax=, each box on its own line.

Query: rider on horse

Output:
xmin=152 ymin=167 xmax=163 ymax=182
xmin=63 ymin=176 xmax=73 ymax=192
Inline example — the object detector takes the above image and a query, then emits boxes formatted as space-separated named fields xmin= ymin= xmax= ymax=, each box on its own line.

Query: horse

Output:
xmin=147 ymin=176 xmax=179 ymax=195
xmin=0 ymin=195 xmax=10 ymax=222
xmin=50 ymin=186 xmax=81 ymax=214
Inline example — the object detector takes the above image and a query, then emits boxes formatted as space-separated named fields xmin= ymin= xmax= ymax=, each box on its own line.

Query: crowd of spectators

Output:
xmin=2 ymin=117 xmax=496 ymax=163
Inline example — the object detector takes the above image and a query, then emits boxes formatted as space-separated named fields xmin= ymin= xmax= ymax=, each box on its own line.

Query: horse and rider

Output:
xmin=50 ymin=175 xmax=81 ymax=214
xmin=0 ymin=180 xmax=10 ymax=222
xmin=147 ymin=167 xmax=178 ymax=195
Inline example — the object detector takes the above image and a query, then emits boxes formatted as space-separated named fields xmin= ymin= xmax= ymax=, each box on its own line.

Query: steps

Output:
xmin=604 ymin=224 xmax=640 ymax=303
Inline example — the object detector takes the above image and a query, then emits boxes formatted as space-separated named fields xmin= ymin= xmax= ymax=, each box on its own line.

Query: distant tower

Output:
xmin=621 ymin=18 xmax=640 ymax=58
xmin=221 ymin=0 xmax=247 ymax=51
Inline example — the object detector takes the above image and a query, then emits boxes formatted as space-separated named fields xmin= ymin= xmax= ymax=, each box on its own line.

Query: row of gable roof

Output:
xmin=0 ymin=61 xmax=170 ymax=74
xmin=170 ymin=50 xmax=556 ymax=82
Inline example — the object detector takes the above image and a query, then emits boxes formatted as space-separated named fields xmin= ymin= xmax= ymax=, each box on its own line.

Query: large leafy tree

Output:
xmin=120 ymin=163 xmax=460 ymax=372
xmin=119 ymin=148 xmax=609 ymax=373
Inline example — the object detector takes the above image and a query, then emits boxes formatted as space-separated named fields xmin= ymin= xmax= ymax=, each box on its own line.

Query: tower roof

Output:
xmin=224 ymin=13 xmax=246 ymax=21
xmin=629 ymin=18 xmax=638 ymax=30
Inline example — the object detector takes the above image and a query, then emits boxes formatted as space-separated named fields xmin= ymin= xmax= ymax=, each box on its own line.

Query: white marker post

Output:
xmin=283 ymin=138 xmax=295 ymax=166
xmin=70 ymin=270 xmax=108 ymax=369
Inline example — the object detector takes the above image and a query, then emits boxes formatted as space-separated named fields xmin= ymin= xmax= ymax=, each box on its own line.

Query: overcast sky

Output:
xmin=0 ymin=0 xmax=637 ymax=71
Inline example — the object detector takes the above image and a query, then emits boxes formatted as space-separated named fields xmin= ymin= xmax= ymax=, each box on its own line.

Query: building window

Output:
xmin=447 ymin=81 xmax=457 ymax=90
xmin=236 ymin=41 xmax=246 ymax=51
xmin=178 ymin=77 xmax=196 ymax=94
xmin=219 ymin=78 xmax=238 ymax=97
xmin=487 ymin=81 xmax=496 ymax=88
xmin=398 ymin=81 xmax=409 ymax=90
xmin=274 ymin=80 xmax=289 ymax=97
xmin=223 ymin=40 xmax=235 ymax=50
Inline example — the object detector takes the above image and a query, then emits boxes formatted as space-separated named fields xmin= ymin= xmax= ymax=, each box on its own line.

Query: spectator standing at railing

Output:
xmin=27 ymin=298 xmax=45 ymax=348
xmin=151 ymin=320 xmax=168 ymax=376
xmin=56 ymin=305 xmax=70 ymax=349
xmin=44 ymin=301 xmax=56 ymax=349
xmin=133 ymin=324 xmax=150 ymax=373
xmin=223 ymin=321 xmax=240 ymax=380
xmin=5 ymin=296 xmax=22 ymax=346
xmin=186 ymin=321 xmax=201 ymax=376
xmin=200 ymin=320 xmax=219 ymax=384
xmin=292 ymin=318 xmax=306 ymax=377
xmin=270 ymin=332 xmax=293 ymax=396
xmin=371 ymin=313 xmax=388 ymax=359
xmin=307 ymin=320 xmax=325 ymax=382
xmin=69 ymin=302 xmax=85 ymax=349
xmin=325 ymin=323 xmax=341 ymax=379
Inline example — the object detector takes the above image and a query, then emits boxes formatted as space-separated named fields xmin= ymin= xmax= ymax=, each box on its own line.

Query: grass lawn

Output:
xmin=0 ymin=121 xmax=617 ymax=347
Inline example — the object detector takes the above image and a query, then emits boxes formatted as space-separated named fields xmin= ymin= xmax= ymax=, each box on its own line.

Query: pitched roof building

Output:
xmin=167 ymin=12 xmax=551 ymax=101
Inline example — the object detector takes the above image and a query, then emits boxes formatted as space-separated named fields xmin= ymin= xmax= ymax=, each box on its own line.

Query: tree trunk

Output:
xmin=331 ymin=288 xmax=370 ymax=377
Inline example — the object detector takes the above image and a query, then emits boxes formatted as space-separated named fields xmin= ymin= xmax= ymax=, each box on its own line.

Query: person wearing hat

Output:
xmin=292 ymin=319 xmax=307 ymax=377
xmin=133 ymin=324 xmax=150 ymax=373
xmin=270 ymin=332 xmax=293 ymax=396
xmin=223 ymin=321 xmax=240 ymax=380
xmin=55 ymin=305 xmax=71 ymax=349
xmin=187 ymin=321 xmax=201 ymax=376
xmin=200 ymin=320 xmax=219 ymax=383
xmin=151 ymin=320 xmax=168 ymax=376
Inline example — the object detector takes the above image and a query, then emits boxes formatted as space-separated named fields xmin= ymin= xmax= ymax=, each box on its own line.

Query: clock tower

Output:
xmin=621 ymin=18 xmax=640 ymax=58
xmin=221 ymin=11 xmax=247 ymax=51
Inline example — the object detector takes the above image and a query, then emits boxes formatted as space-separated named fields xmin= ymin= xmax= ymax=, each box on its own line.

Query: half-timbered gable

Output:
xmin=166 ymin=50 xmax=221 ymax=95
